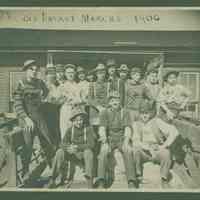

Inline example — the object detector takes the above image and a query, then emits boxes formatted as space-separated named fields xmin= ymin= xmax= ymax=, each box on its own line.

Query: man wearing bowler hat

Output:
xmin=13 ymin=59 xmax=55 ymax=182
xmin=97 ymin=91 xmax=138 ymax=189
xmin=47 ymin=106 xmax=95 ymax=188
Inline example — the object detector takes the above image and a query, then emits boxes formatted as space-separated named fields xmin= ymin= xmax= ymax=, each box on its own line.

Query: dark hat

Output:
xmin=163 ymin=71 xmax=179 ymax=81
xmin=108 ymin=91 xmax=120 ymax=101
xmin=118 ymin=64 xmax=129 ymax=72
xmin=70 ymin=106 xmax=87 ymax=121
xmin=77 ymin=66 xmax=85 ymax=74
xmin=131 ymin=67 xmax=142 ymax=74
xmin=139 ymin=101 xmax=154 ymax=114
xmin=94 ymin=63 xmax=106 ymax=73
xmin=65 ymin=64 xmax=76 ymax=71
xmin=45 ymin=67 xmax=56 ymax=75
xmin=22 ymin=59 xmax=37 ymax=71
xmin=0 ymin=113 xmax=18 ymax=129
xmin=106 ymin=59 xmax=116 ymax=68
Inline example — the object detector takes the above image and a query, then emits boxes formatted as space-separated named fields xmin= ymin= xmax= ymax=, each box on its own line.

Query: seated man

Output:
xmin=133 ymin=101 xmax=179 ymax=188
xmin=97 ymin=91 xmax=137 ymax=188
xmin=47 ymin=106 xmax=95 ymax=189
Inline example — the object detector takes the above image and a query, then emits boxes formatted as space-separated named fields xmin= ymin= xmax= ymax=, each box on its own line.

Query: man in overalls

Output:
xmin=133 ymin=101 xmax=179 ymax=188
xmin=47 ymin=106 xmax=95 ymax=188
xmin=97 ymin=91 xmax=138 ymax=188
xmin=13 ymin=60 xmax=55 ymax=182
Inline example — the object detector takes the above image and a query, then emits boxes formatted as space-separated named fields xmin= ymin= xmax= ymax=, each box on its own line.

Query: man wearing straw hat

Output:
xmin=97 ymin=91 xmax=138 ymax=189
xmin=47 ymin=106 xmax=95 ymax=189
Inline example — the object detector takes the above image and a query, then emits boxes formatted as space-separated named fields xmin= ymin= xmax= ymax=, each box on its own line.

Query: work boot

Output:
xmin=46 ymin=178 xmax=56 ymax=188
xmin=128 ymin=180 xmax=137 ymax=189
xmin=161 ymin=178 xmax=170 ymax=189
xmin=97 ymin=180 xmax=105 ymax=189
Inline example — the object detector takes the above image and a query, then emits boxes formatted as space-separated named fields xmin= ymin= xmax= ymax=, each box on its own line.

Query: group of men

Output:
xmin=13 ymin=58 xmax=190 ymax=189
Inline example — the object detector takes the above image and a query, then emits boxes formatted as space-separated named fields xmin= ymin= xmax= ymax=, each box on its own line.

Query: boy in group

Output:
xmin=133 ymin=101 xmax=179 ymax=188
xmin=47 ymin=106 xmax=95 ymax=189
xmin=97 ymin=91 xmax=138 ymax=189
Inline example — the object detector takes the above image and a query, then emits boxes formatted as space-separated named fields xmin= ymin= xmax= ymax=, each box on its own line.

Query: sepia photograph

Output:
xmin=0 ymin=7 xmax=200 ymax=191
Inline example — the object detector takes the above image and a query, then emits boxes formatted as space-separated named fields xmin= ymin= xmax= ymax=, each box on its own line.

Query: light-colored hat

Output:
xmin=22 ymin=59 xmax=37 ymax=71
xmin=106 ymin=59 xmax=116 ymax=68
xmin=118 ymin=64 xmax=129 ymax=72
xmin=77 ymin=66 xmax=85 ymax=74
xmin=65 ymin=64 xmax=76 ymax=71
xmin=131 ymin=67 xmax=142 ymax=74
xmin=163 ymin=71 xmax=179 ymax=81
xmin=94 ymin=63 xmax=106 ymax=73
xmin=70 ymin=107 xmax=87 ymax=121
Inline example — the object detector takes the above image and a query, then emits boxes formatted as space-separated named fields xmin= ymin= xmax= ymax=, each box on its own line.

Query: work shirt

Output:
xmin=62 ymin=126 xmax=95 ymax=152
xmin=99 ymin=107 xmax=132 ymax=140
xmin=13 ymin=78 xmax=49 ymax=119
xmin=144 ymin=82 xmax=161 ymax=101
xmin=77 ymin=80 xmax=89 ymax=103
xmin=124 ymin=80 xmax=152 ymax=110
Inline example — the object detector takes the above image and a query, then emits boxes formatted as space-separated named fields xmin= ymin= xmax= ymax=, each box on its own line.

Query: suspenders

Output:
xmin=71 ymin=125 xmax=87 ymax=144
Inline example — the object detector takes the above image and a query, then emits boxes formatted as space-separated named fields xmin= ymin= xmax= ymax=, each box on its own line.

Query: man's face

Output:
xmin=108 ymin=66 xmax=116 ymax=76
xmin=78 ymin=72 xmax=86 ymax=81
xmin=65 ymin=68 xmax=75 ymax=81
xmin=87 ymin=74 xmax=94 ymax=82
xmin=140 ymin=112 xmax=151 ymax=123
xmin=148 ymin=72 xmax=158 ymax=84
xmin=56 ymin=71 xmax=65 ymax=81
xmin=96 ymin=71 xmax=106 ymax=81
xmin=26 ymin=65 xmax=39 ymax=79
xmin=167 ymin=74 xmax=178 ymax=86
xmin=131 ymin=72 xmax=141 ymax=82
xmin=109 ymin=98 xmax=120 ymax=109
xmin=73 ymin=115 xmax=84 ymax=128
xmin=119 ymin=71 xmax=128 ymax=80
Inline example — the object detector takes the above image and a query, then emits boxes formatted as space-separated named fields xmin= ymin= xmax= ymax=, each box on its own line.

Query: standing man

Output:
xmin=55 ymin=64 xmax=66 ymax=86
xmin=97 ymin=91 xmax=137 ymax=188
xmin=124 ymin=67 xmax=153 ymax=126
xmin=13 ymin=60 xmax=55 ymax=182
xmin=47 ymin=106 xmax=95 ymax=188
xmin=106 ymin=59 xmax=120 ymax=94
xmin=77 ymin=66 xmax=89 ymax=104
xmin=117 ymin=64 xmax=129 ymax=107
xmin=86 ymin=69 xmax=95 ymax=83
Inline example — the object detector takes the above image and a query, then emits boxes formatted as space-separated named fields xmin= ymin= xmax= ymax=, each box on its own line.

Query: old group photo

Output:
xmin=0 ymin=7 xmax=200 ymax=191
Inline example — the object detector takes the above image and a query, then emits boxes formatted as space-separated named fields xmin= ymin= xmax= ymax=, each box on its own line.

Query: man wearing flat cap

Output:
xmin=77 ymin=66 xmax=89 ymax=104
xmin=47 ymin=106 xmax=95 ymax=188
xmin=97 ymin=91 xmax=137 ymax=188
xmin=106 ymin=59 xmax=120 ymax=94
xmin=117 ymin=64 xmax=129 ymax=107
xmin=13 ymin=60 xmax=55 ymax=182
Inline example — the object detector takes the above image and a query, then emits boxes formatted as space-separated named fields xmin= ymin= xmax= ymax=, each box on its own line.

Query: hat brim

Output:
xmin=22 ymin=60 xmax=38 ymax=71
xmin=164 ymin=71 xmax=179 ymax=81
xmin=70 ymin=112 xmax=87 ymax=121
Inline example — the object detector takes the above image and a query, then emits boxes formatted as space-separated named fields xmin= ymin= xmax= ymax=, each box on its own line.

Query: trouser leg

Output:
xmin=21 ymin=130 xmax=34 ymax=175
xmin=154 ymin=148 xmax=172 ymax=180
xmin=122 ymin=148 xmax=137 ymax=182
xmin=83 ymin=149 xmax=94 ymax=178
xmin=97 ymin=144 xmax=110 ymax=181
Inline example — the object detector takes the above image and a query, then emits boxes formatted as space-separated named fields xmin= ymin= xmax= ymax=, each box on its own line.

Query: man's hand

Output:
xmin=122 ymin=138 xmax=132 ymax=153
xmin=166 ymin=110 xmax=175 ymax=120
xmin=24 ymin=117 xmax=34 ymax=133
xmin=96 ymin=105 xmax=104 ymax=113
xmin=98 ymin=135 xmax=107 ymax=144
xmin=67 ymin=145 xmax=77 ymax=154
